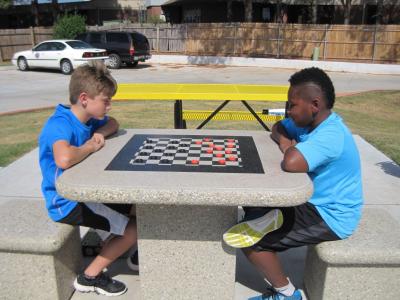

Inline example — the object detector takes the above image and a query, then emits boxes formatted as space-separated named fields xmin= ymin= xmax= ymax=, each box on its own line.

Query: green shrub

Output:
xmin=53 ymin=14 xmax=86 ymax=39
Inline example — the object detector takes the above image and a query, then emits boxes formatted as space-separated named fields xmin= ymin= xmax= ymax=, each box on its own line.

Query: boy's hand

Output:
xmin=86 ymin=135 xmax=105 ymax=152
xmin=280 ymin=139 xmax=297 ymax=154
xmin=92 ymin=132 xmax=105 ymax=146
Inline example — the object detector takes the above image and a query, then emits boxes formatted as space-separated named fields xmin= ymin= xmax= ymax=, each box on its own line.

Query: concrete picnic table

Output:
xmin=56 ymin=128 xmax=312 ymax=299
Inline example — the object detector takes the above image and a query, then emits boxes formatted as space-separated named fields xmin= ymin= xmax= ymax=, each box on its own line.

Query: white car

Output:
xmin=11 ymin=39 xmax=108 ymax=75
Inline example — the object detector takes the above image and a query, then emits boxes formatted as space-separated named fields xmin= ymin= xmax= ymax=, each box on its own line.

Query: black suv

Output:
xmin=76 ymin=31 xmax=151 ymax=69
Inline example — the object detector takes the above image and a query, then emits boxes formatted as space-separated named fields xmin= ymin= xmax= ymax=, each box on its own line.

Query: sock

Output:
xmin=274 ymin=278 xmax=296 ymax=297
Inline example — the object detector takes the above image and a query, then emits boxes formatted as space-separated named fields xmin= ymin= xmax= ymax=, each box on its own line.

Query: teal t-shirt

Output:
xmin=39 ymin=104 xmax=108 ymax=221
xmin=281 ymin=112 xmax=363 ymax=238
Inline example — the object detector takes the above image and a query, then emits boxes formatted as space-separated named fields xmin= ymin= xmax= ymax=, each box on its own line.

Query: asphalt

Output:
xmin=1 ymin=58 xmax=399 ymax=114
xmin=0 ymin=60 xmax=399 ymax=299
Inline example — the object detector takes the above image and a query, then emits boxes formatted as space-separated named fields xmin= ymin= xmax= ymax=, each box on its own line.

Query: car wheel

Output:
xmin=17 ymin=57 xmax=29 ymax=71
xmin=60 ymin=59 xmax=73 ymax=75
xmin=106 ymin=54 xmax=121 ymax=69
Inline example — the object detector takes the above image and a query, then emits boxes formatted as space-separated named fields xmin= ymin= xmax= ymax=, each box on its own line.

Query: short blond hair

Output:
xmin=69 ymin=61 xmax=117 ymax=104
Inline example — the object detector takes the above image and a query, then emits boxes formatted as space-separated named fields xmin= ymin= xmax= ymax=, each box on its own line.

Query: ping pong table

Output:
xmin=113 ymin=83 xmax=289 ymax=131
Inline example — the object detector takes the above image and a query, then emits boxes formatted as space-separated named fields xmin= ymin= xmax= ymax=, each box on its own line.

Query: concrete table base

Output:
xmin=136 ymin=204 xmax=237 ymax=299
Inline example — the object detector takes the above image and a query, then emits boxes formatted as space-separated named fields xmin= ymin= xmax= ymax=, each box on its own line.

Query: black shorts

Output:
xmin=243 ymin=202 xmax=341 ymax=252
xmin=58 ymin=203 xmax=133 ymax=236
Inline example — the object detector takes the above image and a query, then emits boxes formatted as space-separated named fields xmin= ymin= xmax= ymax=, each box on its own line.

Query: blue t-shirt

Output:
xmin=281 ymin=112 xmax=363 ymax=239
xmin=39 ymin=104 xmax=108 ymax=221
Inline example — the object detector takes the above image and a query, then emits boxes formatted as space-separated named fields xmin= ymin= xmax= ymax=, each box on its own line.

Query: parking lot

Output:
xmin=1 ymin=62 xmax=399 ymax=114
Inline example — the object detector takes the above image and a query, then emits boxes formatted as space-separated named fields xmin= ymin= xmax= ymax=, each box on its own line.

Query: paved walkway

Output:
xmin=0 ymin=135 xmax=399 ymax=299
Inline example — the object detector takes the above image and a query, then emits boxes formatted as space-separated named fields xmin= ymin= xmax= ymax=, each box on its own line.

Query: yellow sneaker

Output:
xmin=223 ymin=209 xmax=283 ymax=248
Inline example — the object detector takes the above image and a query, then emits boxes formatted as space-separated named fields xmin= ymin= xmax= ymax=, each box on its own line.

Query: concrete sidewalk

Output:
xmin=0 ymin=135 xmax=399 ymax=299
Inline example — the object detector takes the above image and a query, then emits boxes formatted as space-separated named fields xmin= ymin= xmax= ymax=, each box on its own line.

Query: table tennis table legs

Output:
xmin=174 ymin=99 xmax=276 ymax=131
xmin=136 ymin=204 xmax=237 ymax=299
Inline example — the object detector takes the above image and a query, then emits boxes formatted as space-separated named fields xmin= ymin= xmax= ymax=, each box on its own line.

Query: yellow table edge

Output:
xmin=113 ymin=83 xmax=289 ymax=102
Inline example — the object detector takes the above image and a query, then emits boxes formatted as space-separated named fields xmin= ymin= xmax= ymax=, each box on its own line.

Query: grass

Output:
xmin=0 ymin=90 xmax=399 ymax=167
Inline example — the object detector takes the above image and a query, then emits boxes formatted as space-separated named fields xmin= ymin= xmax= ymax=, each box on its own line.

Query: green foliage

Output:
xmin=0 ymin=0 xmax=11 ymax=9
xmin=146 ymin=15 xmax=166 ymax=25
xmin=53 ymin=14 xmax=86 ymax=39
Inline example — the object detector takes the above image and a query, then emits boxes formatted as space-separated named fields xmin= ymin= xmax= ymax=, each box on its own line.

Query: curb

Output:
xmin=150 ymin=55 xmax=400 ymax=75
xmin=0 ymin=105 xmax=55 ymax=117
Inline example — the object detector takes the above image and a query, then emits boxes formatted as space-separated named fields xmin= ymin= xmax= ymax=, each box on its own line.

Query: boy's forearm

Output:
xmin=95 ymin=117 xmax=119 ymax=138
xmin=271 ymin=122 xmax=294 ymax=153
xmin=54 ymin=141 xmax=97 ymax=170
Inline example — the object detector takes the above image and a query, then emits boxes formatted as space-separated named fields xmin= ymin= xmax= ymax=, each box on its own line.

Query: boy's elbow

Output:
xmin=109 ymin=117 xmax=120 ymax=133
xmin=281 ymin=158 xmax=298 ymax=172
xmin=55 ymin=156 xmax=72 ymax=170
xmin=281 ymin=148 xmax=308 ymax=173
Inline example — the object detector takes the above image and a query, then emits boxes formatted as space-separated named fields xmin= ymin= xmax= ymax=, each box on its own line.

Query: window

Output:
xmin=66 ymin=41 xmax=93 ymax=49
xmin=90 ymin=33 xmax=102 ymax=43
xmin=107 ymin=33 xmax=129 ymax=43
xmin=52 ymin=42 xmax=66 ymax=51
xmin=33 ymin=42 xmax=51 ymax=51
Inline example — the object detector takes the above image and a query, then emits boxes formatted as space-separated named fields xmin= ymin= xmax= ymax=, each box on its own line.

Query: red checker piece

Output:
xmin=218 ymin=159 xmax=226 ymax=165
xmin=206 ymin=148 xmax=213 ymax=154
xmin=215 ymin=146 xmax=223 ymax=151
xmin=225 ymin=149 xmax=233 ymax=154
xmin=195 ymin=141 xmax=202 ymax=145
xmin=203 ymin=138 xmax=211 ymax=142
xmin=191 ymin=159 xmax=199 ymax=165
xmin=228 ymin=156 xmax=237 ymax=161
xmin=226 ymin=144 xmax=235 ymax=148
xmin=215 ymin=153 xmax=223 ymax=158
xmin=227 ymin=139 xmax=235 ymax=143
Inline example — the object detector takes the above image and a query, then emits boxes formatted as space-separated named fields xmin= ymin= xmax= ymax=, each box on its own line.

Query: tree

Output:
xmin=339 ymin=0 xmax=353 ymax=25
xmin=53 ymin=14 xmax=86 ymax=39
xmin=244 ymin=0 xmax=252 ymax=22
xmin=0 ymin=0 xmax=11 ymax=9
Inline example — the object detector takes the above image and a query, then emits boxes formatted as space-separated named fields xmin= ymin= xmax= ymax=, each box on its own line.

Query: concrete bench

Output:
xmin=0 ymin=199 xmax=83 ymax=300
xmin=304 ymin=208 xmax=400 ymax=300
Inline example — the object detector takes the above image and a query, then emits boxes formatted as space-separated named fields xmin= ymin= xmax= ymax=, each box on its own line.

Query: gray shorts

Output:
xmin=58 ymin=203 xmax=132 ymax=236
xmin=243 ymin=202 xmax=341 ymax=252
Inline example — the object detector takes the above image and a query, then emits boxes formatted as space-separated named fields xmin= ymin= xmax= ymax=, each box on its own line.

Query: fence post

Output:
xmin=185 ymin=23 xmax=188 ymax=55
xmin=323 ymin=24 xmax=328 ymax=60
xmin=372 ymin=25 xmax=377 ymax=62
xmin=0 ymin=46 xmax=3 ymax=62
xmin=156 ymin=25 xmax=159 ymax=53
xmin=277 ymin=23 xmax=281 ymax=58
xmin=233 ymin=23 xmax=237 ymax=56
xmin=30 ymin=26 xmax=36 ymax=46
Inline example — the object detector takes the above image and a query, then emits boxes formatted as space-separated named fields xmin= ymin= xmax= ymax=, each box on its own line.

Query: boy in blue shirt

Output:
xmin=39 ymin=61 xmax=137 ymax=296
xmin=223 ymin=67 xmax=363 ymax=300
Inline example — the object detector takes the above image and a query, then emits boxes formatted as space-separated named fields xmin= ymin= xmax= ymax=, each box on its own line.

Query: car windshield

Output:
xmin=66 ymin=40 xmax=93 ymax=49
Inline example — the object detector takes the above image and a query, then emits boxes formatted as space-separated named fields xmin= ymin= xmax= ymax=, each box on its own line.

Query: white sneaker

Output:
xmin=127 ymin=250 xmax=139 ymax=271
xmin=223 ymin=209 xmax=283 ymax=248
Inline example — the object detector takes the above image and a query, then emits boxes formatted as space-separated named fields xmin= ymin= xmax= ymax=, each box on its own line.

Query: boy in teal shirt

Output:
xmin=224 ymin=67 xmax=363 ymax=300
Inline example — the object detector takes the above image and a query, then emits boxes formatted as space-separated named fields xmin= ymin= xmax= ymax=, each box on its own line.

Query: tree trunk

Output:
xmin=312 ymin=1 xmax=318 ymax=24
xmin=227 ymin=0 xmax=233 ymax=22
xmin=52 ymin=0 xmax=59 ymax=24
xmin=344 ymin=1 xmax=351 ymax=25
xmin=31 ymin=0 xmax=39 ymax=27
xmin=244 ymin=0 xmax=252 ymax=22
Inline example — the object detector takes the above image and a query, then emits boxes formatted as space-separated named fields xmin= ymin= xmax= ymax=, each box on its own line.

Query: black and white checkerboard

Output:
xmin=130 ymin=137 xmax=242 ymax=167
xmin=106 ymin=134 xmax=264 ymax=174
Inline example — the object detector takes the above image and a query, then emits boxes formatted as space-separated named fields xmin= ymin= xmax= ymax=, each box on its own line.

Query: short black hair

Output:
xmin=289 ymin=67 xmax=335 ymax=109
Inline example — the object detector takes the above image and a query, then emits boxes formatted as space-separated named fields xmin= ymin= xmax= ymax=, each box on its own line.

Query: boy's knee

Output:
xmin=124 ymin=219 xmax=137 ymax=242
